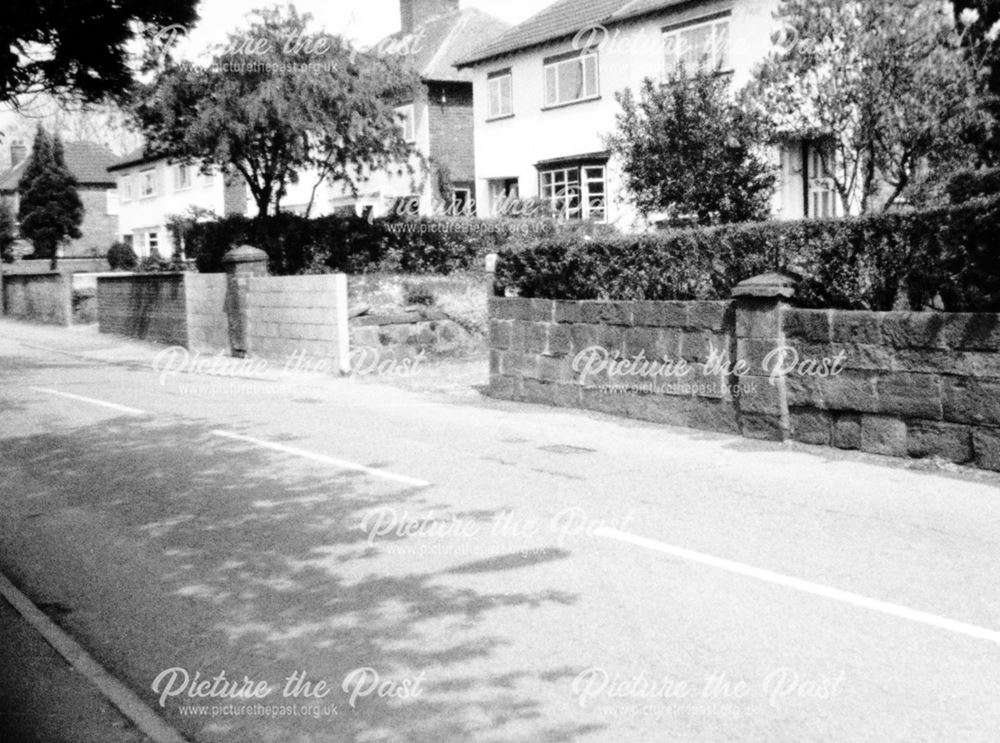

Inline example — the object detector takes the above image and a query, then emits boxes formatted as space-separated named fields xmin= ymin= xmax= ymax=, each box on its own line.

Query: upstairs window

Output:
xmin=120 ymin=175 xmax=133 ymax=202
xmin=663 ymin=15 xmax=730 ymax=76
xmin=396 ymin=104 xmax=416 ymax=143
xmin=487 ymin=69 xmax=513 ymax=119
xmin=543 ymin=52 xmax=599 ymax=107
xmin=174 ymin=163 xmax=192 ymax=190
xmin=140 ymin=169 xmax=157 ymax=198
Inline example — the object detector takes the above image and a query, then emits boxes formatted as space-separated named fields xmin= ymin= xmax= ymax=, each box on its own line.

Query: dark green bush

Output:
xmin=495 ymin=197 xmax=1000 ymax=311
xmin=175 ymin=213 xmax=617 ymax=276
xmin=947 ymin=168 xmax=1000 ymax=204
xmin=107 ymin=241 xmax=138 ymax=270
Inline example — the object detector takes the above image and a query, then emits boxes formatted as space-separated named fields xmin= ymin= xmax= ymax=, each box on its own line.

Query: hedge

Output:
xmin=494 ymin=196 xmax=1000 ymax=312
xmin=175 ymin=213 xmax=616 ymax=276
xmin=947 ymin=168 xmax=1000 ymax=204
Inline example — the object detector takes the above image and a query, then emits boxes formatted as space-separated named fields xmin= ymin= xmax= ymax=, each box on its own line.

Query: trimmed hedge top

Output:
xmin=494 ymin=197 xmax=1000 ymax=312
xmin=177 ymin=213 xmax=616 ymax=276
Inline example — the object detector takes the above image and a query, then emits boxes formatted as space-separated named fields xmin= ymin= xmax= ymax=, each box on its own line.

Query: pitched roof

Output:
xmin=456 ymin=0 xmax=689 ymax=67
xmin=0 ymin=140 xmax=118 ymax=191
xmin=378 ymin=7 xmax=510 ymax=82
xmin=106 ymin=145 xmax=162 ymax=173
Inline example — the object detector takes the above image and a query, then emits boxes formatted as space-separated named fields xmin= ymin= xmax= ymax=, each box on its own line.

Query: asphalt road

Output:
xmin=1 ymin=320 xmax=999 ymax=743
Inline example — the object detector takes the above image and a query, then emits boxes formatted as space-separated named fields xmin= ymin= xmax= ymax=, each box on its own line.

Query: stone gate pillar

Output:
xmin=732 ymin=272 xmax=797 ymax=441
xmin=222 ymin=245 xmax=268 ymax=358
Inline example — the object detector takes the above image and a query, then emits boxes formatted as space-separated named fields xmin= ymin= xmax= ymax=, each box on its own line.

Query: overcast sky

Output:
xmin=177 ymin=0 xmax=548 ymax=57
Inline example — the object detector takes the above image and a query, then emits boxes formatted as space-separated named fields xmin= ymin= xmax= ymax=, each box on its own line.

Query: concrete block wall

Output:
xmin=97 ymin=274 xmax=189 ymax=345
xmin=1 ymin=272 xmax=72 ymax=325
xmin=488 ymin=298 xmax=741 ymax=434
xmin=246 ymin=274 xmax=349 ymax=370
xmin=783 ymin=309 xmax=1000 ymax=470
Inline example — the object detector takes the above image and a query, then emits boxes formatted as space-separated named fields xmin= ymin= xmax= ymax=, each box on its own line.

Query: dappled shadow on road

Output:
xmin=0 ymin=415 xmax=595 ymax=743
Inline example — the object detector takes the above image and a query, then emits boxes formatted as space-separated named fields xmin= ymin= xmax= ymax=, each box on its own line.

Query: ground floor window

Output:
xmin=805 ymin=142 xmax=840 ymax=219
xmin=132 ymin=229 xmax=161 ymax=259
xmin=538 ymin=162 xmax=607 ymax=221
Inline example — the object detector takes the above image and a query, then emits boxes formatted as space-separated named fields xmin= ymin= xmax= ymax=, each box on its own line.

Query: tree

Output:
xmin=952 ymin=1 xmax=1000 ymax=164
xmin=607 ymin=71 xmax=776 ymax=225
xmin=0 ymin=199 xmax=15 ymax=263
xmin=17 ymin=126 xmax=83 ymax=269
xmin=746 ymin=0 xmax=989 ymax=215
xmin=132 ymin=6 xmax=419 ymax=218
xmin=1 ymin=0 xmax=199 ymax=106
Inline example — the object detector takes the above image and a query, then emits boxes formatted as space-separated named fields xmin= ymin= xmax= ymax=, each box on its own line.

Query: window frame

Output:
xmin=487 ymin=68 xmax=514 ymax=120
xmin=174 ymin=163 xmax=192 ymax=191
xmin=542 ymin=51 xmax=600 ymax=109
xmin=537 ymin=162 xmax=607 ymax=222
xmin=396 ymin=104 xmax=416 ymax=144
xmin=120 ymin=175 xmax=133 ymax=203
xmin=139 ymin=168 xmax=157 ymax=199
xmin=662 ymin=12 xmax=732 ymax=78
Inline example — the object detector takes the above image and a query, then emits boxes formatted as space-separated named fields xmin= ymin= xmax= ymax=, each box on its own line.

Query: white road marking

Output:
xmin=596 ymin=527 xmax=1000 ymax=645
xmin=0 ymin=572 xmax=189 ymax=743
xmin=29 ymin=387 xmax=147 ymax=416
xmin=210 ymin=430 xmax=431 ymax=488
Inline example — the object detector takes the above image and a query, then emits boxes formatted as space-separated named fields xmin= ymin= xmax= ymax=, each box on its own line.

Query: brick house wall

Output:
xmin=426 ymin=82 xmax=475 ymax=185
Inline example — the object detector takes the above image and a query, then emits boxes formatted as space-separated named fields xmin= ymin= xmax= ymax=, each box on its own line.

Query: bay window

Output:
xmin=538 ymin=160 xmax=607 ymax=221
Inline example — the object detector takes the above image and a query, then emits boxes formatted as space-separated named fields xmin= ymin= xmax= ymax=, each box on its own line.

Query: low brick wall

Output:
xmin=3 ymin=257 xmax=111 ymax=275
xmin=784 ymin=309 xmax=1000 ymax=469
xmin=2 ymin=272 xmax=72 ymax=325
xmin=487 ymin=293 xmax=1000 ymax=473
xmin=97 ymin=274 xmax=189 ymax=345
xmin=186 ymin=275 xmax=228 ymax=352
xmin=246 ymin=275 xmax=348 ymax=370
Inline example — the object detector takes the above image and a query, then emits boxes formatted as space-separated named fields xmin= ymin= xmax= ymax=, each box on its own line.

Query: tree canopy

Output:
xmin=746 ymin=0 xmax=989 ymax=214
xmin=607 ymin=71 xmax=776 ymax=226
xmin=1 ymin=0 xmax=199 ymax=105
xmin=132 ymin=7 xmax=419 ymax=218
xmin=17 ymin=126 xmax=83 ymax=269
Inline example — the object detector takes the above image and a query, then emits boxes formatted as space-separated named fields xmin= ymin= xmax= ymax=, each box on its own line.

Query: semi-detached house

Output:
xmin=456 ymin=0 xmax=839 ymax=228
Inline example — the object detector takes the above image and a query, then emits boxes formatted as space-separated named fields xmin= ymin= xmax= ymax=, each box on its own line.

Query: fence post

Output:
xmin=222 ymin=245 xmax=268 ymax=358
xmin=732 ymin=272 xmax=797 ymax=441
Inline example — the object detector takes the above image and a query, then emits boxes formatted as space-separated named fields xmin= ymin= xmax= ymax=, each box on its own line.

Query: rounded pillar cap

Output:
xmin=222 ymin=245 xmax=268 ymax=265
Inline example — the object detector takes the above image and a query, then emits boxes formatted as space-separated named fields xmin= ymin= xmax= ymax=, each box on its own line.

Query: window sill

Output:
xmin=541 ymin=95 xmax=601 ymax=112
xmin=486 ymin=113 xmax=515 ymax=123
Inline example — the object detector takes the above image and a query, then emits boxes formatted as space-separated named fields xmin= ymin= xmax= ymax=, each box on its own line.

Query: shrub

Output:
xmin=107 ymin=241 xmax=138 ymax=270
xmin=175 ymin=213 xmax=618 ymax=276
xmin=946 ymin=168 xmax=1000 ymax=204
xmin=494 ymin=197 xmax=1000 ymax=311
xmin=402 ymin=282 xmax=435 ymax=306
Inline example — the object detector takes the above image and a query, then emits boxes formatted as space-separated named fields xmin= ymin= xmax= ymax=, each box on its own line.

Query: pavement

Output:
xmin=1 ymin=319 xmax=999 ymax=743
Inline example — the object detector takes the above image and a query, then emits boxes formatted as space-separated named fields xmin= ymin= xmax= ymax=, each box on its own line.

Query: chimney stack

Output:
xmin=10 ymin=140 xmax=26 ymax=167
xmin=399 ymin=0 xmax=460 ymax=34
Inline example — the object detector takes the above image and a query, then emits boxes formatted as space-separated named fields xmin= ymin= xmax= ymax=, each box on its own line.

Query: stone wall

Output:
xmin=783 ymin=309 xmax=1000 ymax=470
xmin=488 ymin=298 xmax=742 ymax=434
xmin=97 ymin=274 xmax=188 ymax=345
xmin=487 ymin=290 xmax=1000 ymax=473
xmin=349 ymin=272 xmax=486 ymax=360
xmin=2 ymin=272 xmax=72 ymax=325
